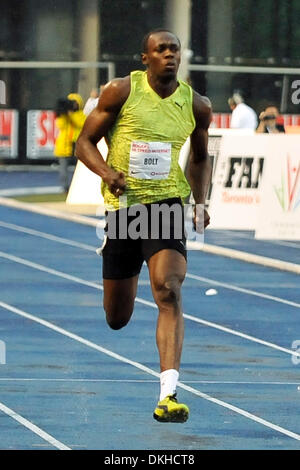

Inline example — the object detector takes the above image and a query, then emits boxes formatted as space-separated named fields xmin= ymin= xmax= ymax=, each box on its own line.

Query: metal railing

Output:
xmin=188 ymin=64 xmax=300 ymax=112
xmin=0 ymin=61 xmax=116 ymax=82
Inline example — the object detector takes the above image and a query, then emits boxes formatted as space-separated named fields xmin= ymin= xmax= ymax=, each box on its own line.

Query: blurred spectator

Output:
xmin=54 ymin=92 xmax=86 ymax=192
xmin=83 ymin=85 xmax=105 ymax=116
xmin=228 ymin=92 xmax=258 ymax=130
xmin=256 ymin=105 xmax=285 ymax=133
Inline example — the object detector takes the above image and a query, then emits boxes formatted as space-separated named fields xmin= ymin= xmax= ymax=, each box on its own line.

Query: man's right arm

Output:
xmin=256 ymin=111 xmax=267 ymax=133
xmin=75 ymin=76 xmax=130 ymax=196
xmin=229 ymin=107 xmax=240 ymax=128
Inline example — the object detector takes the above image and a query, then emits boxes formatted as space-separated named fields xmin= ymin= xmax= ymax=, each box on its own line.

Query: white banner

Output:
xmin=255 ymin=135 xmax=300 ymax=240
xmin=27 ymin=110 xmax=57 ymax=159
xmin=66 ymin=138 xmax=108 ymax=205
xmin=206 ymin=129 xmax=254 ymax=203
xmin=208 ymin=135 xmax=268 ymax=229
xmin=0 ymin=110 xmax=18 ymax=158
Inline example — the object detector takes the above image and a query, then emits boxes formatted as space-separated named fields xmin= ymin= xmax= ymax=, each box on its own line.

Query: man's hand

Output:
xmin=193 ymin=205 xmax=210 ymax=233
xmin=103 ymin=168 xmax=127 ymax=197
xmin=259 ymin=111 xmax=267 ymax=121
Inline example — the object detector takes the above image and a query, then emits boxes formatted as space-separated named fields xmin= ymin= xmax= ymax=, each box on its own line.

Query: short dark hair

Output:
xmin=265 ymin=103 xmax=279 ymax=110
xmin=141 ymin=28 xmax=181 ymax=53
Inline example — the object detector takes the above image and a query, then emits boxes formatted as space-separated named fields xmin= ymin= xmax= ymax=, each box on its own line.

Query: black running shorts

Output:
xmin=101 ymin=197 xmax=187 ymax=280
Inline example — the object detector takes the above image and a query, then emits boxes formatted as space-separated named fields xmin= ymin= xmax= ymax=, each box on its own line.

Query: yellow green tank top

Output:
xmin=102 ymin=70 xmax=196 ymax=209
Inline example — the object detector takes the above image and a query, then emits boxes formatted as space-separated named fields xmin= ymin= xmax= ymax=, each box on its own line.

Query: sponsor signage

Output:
xmin=255 ymin=135 xmax=300 ymax=239
xmin=27 ymin=110 xmax=57 ymax=159
xmin=0 ymin=110 xmax=18 ymax=158
xmin=208 ymin=135 xmax=269 ymax=229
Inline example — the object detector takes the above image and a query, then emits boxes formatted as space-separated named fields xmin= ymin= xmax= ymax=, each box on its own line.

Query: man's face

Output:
xmin=142 ymin=32 xmax=181 ymax=80
xmin=265 ymin=106 xmax=278 ymax=117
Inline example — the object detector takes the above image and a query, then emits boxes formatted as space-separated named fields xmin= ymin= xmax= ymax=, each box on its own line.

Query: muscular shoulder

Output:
xmin=192 ymin=91 xmax=212 ymax=129
xmin=97 ymin=76 xmax=131 ymax=115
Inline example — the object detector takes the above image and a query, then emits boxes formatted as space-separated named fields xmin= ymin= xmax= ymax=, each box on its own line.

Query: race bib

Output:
xmin=129 ymin=141 xmax=171 ymax=180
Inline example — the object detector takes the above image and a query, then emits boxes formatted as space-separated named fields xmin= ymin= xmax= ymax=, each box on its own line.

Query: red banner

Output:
xmin=0 ymin=110 xmax=18 ymax=158
xmin=211 ymin=112 xmax=300 ymax=129
xmin=27 ymin=110 xmax=58 ymax=159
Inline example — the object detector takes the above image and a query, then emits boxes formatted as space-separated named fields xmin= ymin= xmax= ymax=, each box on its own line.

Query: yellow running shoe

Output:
xmin=153 ymin=393 xmax=189 ymax=423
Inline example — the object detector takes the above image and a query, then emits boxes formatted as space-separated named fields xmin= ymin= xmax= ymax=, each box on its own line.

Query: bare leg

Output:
xmin=103 ymin=275 xmax=139 ymax=330
xmin=147 ymin=249 xmax=186 ymax=372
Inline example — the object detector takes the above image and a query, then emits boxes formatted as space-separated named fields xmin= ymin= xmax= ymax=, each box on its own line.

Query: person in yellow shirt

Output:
xmin=76 ymin=29 xmax=212 ymax=423
xmin=54 ymin=93 xmax=86 ymax=192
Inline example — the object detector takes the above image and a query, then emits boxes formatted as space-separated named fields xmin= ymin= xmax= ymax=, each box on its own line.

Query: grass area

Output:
xmin=13 ymin=193 xmax=67 ymax=203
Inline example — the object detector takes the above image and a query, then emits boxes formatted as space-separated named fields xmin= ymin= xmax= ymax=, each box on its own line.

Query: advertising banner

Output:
xmin=66 ymin=138 xmax=108 ymax=205
xmin=255 ymin=135 xmax=300 ymax=240
xmin=27 ymin=110 xmax=57 ymax=159
xmin=211 ymin=113 xmax=300 ymax=129
xmin=0 ymin=110 xmax=18 ymax=158
xmin=208 ymin=135 xmax=268 ymax=229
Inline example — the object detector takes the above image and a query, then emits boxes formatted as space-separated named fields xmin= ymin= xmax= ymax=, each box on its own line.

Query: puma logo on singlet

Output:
xmin=175 ymin=102 xmax=185 ymax=110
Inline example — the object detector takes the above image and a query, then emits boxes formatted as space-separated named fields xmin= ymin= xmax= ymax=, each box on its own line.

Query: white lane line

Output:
xmin=220 ymin=230 xmax=300 ymax=249
xmin=0 ymin=401 xmax=70 ymax=450
xmin=0 ymin=196 xmax=102 ymax=228
xmin=0 ymin=300 xmax=160 ymax=378
xmin=0 ymin=196 xmax=299 ymax=273
xmin=0 ymin=251 xmax=101 ymax=290
xmin=1 ymin=300 xmax=300 ymax=443
xmin=0 ymin=220 xmax=96 ymax=252
xmin=183 ymin=313 xmax=300 ymax=357
xmin=186 ymin=272 xmax=300 ymax=309
xmin=1 ymin=250 xmax=299 ymax=360
xmin=188 ymin=241 xmax=300 ymax=274
xmin=0 ymin=186 xmax=62 ymax=197
xmin=0 ymin=378 xmax=299 ymax=386
xmin=1 ymin=220 xmax=299 ymax=308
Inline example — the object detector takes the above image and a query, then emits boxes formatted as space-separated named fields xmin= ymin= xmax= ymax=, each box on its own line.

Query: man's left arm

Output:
xmin=187 ymin=92 xmax=212 ymax=230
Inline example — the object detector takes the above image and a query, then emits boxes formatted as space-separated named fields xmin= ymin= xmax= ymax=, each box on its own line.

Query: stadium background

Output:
xmin=1 ymin=0 xmax=300 ymax=163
